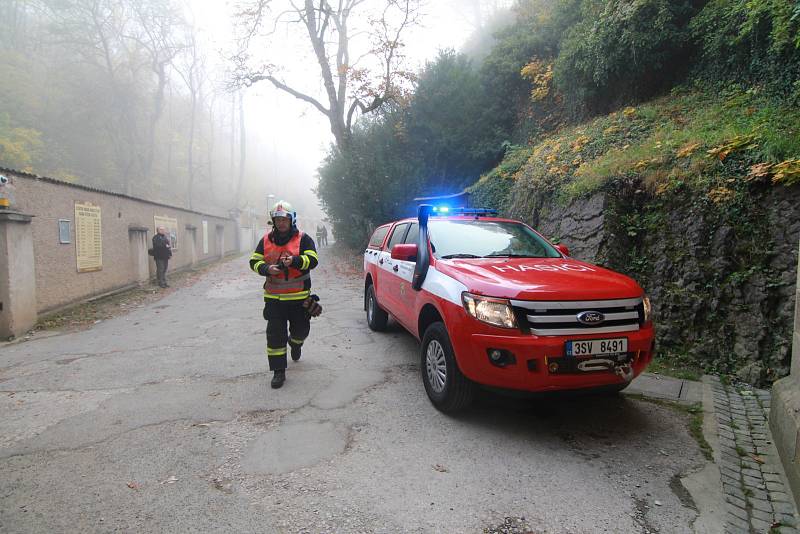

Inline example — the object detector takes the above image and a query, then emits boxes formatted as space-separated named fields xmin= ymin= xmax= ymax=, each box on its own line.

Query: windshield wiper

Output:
xmin=441 ymin=253 xmax=482 ymax=259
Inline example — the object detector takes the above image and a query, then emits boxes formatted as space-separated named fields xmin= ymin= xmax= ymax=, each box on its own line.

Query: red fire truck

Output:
xmin=363 ymin=205 xmax=655 ymax=412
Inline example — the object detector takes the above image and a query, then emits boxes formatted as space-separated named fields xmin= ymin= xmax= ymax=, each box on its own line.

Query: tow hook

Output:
xmin=615 ymin=363 xmax=633 ymax=382
xmin=576 ymin=358 xmax=615 ymax=372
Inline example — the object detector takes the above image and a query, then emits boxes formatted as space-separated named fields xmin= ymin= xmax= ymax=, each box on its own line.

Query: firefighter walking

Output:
xmin=250 ymin=201 xmax=320 ymax=388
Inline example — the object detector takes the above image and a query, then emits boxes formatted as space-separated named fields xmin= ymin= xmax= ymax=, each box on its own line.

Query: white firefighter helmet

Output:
xmin=270 ymin=200 xmax=296 ymax=225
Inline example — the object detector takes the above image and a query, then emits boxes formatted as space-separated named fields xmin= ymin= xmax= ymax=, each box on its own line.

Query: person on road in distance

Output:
xmin=249 ymin=200 xmax=319 ymax=389
xmin=152 ymin=226 xmax=172 ymax=288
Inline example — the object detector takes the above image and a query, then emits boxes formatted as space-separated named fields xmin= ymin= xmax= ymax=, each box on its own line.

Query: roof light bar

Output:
xmin=429 ymin=206 xmax=499 ymax=217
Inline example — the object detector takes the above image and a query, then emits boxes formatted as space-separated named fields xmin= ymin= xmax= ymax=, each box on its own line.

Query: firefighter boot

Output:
xmin=290 ymin=344 xmax=302 ymax=362
xmin=271 ymin=369 xmax=285 ymax=389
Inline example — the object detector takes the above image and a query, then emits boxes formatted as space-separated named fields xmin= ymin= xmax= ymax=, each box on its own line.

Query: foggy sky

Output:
xmin=190 ymin=1 xmax=490 ymax=224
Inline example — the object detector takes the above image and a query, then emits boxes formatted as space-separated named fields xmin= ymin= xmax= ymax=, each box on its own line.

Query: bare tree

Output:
xmin=232 ymin=0 xmax=420 ymax=150
xmin=234 ymin=91 xmax=247 ymax=208
xmin=175 ymin=30 xmax=203 ymax=208
xmin=128 ymin=0 xmax=187 ymax=178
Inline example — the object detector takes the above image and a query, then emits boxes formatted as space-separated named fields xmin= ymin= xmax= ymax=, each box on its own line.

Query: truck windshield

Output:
xmin=429 ymin=220 xmax=561 ymax=259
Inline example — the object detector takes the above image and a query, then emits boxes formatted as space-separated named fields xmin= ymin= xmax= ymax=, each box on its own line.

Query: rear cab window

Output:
xmin=404 ymin=223 xmax=419 ymax=245
xmin=386 ymin=222 xmax=410 ymax=252
xmin=368 ymin=225 xmax=391 ymax=250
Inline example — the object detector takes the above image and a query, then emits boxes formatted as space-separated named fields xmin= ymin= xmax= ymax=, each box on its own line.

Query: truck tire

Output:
xmin=421 ymin=322 xmax=475 ymax=412
xmin=365 ymin=284 xmax=389 ymax=331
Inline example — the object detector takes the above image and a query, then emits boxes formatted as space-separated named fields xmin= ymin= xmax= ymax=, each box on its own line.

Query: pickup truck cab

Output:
xmin=363 ymin=206 xmax=654 ymax=412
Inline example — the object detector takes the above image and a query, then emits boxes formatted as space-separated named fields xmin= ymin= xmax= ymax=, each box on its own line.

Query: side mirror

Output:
xmin=391 ymin=243 xmax=418 ymax=262
xmin=555 ymin=243 xmax=570 ymax=257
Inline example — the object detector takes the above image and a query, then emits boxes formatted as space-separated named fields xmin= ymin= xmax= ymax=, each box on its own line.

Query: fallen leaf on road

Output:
xmin=433 ymin=464 xmax=448 ymax=473
xmin=159 ymin=476 xmax=178 ymax=484
xmin=749 ymin=454 xmax=765 ymax=464
xmin=194 ymin=423 xmax=211 ymax=428
xmin=127 ymin=482 xmax=139 ymax=490
xmin=654 ymin=500 xmax=662 ymax=506
xmin=209 ymin=392 xmax=220 ymax=397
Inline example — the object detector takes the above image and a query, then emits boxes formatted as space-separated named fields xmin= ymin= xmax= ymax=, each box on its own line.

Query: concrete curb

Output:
xmin=708 ymin=377 xmax=799 ymax=533
xmin=625 ymin=373 xmax=800 ymax=532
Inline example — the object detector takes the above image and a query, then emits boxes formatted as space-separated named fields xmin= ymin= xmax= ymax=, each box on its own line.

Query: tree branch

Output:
xmin=247 ymin=73 xmax=331 ymax=117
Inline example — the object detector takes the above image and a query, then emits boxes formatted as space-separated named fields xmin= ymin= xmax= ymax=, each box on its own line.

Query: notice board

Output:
xmin=75 ymin=202 xmax=102 ymax=272
xmin=154 ymin=215 xmax=179 ymax=251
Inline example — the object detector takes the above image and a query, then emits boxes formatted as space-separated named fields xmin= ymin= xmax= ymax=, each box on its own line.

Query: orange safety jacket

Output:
xmin=262 ymin=231 xmax=310 ymax=298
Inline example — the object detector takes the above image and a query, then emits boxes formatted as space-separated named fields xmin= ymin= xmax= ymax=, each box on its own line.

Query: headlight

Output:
xmin=462 ymin=292 xmax=517 ymax=329
xmin=642 ymin=295 xmax=652 ymax=324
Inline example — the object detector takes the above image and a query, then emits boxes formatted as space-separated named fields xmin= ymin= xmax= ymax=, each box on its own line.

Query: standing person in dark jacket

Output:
xmin=152 ymin=226 xmax=172 ymax=288
xmin=249 ymin=200 xmax=319 ymax=389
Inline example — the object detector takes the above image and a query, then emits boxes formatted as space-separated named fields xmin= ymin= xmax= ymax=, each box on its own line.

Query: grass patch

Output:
xmin=500 ymin=87 xmax=800 ymax=207
xmin=647 ymin=355 xmax=703 ymax=382
xmin=685 ymin=402 xmax=714 ymax=462
xmin=571 ymin=89 xmax=800 ymax=197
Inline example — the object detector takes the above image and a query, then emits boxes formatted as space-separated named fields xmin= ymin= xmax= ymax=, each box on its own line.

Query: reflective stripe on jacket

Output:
xmin=262 ymin=231 xmax=306 ymax=297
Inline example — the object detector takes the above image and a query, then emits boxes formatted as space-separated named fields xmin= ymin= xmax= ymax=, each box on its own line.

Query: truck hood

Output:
xmin=434 ymin=257 xmax=643 ymax=301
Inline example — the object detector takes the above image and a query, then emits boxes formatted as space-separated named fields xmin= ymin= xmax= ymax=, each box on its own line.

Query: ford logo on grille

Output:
xmin=577 ymin=311 xmax=605 ymax=325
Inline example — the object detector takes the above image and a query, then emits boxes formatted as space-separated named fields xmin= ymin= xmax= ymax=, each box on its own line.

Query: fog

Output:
xmin=0 ymin=0 xmax=512 ymax=225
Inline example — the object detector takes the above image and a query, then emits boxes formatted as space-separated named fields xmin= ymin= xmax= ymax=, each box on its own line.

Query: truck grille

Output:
xmin=510 ymin=297 xmax=643 ymax=336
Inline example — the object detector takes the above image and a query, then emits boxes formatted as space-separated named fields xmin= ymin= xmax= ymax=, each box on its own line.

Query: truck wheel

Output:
xmin=421 ymin=322 xmax=475 ymax=412
xmin=365 ymin=284 xmax=389 ymax=331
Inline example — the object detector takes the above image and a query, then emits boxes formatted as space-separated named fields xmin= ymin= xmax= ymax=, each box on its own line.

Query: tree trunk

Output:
xmin=229 ymin=92 xmax=236 ymax=204
xmin=186 ymin=68 xmax=197 ymax=209
xmin=234 ymin=91 xmax=246 ymax=209
xmin=207 ymin=91 xmax=217 ymax=198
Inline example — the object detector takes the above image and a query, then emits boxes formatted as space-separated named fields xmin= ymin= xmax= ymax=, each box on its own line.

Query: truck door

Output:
xmin=390 ymin=222 xmax=419 ymax=327
xmin=378 ymin=222 xmax=410 ymax=318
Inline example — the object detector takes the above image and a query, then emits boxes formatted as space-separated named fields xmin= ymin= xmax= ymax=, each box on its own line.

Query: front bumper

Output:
xmin=450 ymin=322 xmax=655 ymax=393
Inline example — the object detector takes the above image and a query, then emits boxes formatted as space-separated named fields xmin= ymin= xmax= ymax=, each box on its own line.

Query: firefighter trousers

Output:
xmin=263 ymin=298 xmax=310 ymax=371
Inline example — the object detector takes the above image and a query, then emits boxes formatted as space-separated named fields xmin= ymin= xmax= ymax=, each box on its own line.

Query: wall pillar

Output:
xmin=128 ymin=225 xmax=150 ymax=285
xmin=216 ymin=224 xmax=225 ymax=259
xmin=770 ymin=238 xmax=800 ymax=508
xmin=0 ymin=211 xmax=37 ymax=339
xmin=185 ymin=224 xmax=198 ymax=266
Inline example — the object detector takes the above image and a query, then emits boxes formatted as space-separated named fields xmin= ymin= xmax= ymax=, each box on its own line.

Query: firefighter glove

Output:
xmin=303 ymin=294 xmax=323 ymax=317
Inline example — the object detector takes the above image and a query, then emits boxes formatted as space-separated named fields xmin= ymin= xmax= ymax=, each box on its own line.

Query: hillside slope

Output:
xmin=468 ymin=87 xmax=800 ymax=384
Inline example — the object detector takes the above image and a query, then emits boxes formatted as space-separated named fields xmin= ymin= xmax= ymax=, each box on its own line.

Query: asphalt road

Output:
xmin=0 ymin=251 xmax=710 ymax=533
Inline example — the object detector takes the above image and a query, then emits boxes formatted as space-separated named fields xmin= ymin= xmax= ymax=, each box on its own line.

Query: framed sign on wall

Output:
xmin=75 ymin=203 xmax=102 ymax=272
xmin=154 ymin=215 xmax=179 ymax=251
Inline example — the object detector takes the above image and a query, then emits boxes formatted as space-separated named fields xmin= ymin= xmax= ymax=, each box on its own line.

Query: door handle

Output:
xmin=393 ymin=265 xmax=399 ymax=272
xmin=379 ymin=258 xmax=384 ymax=265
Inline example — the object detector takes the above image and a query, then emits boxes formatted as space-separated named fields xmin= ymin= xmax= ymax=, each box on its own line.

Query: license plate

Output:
xmin=566 ymin=337 xmax=627 ymax=357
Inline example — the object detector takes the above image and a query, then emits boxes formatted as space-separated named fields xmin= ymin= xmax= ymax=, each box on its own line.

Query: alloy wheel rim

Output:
xmin=426 ymin=340 xmax=447 ymax=393
xmin=367 ymin=294 xmax=374 ymax=322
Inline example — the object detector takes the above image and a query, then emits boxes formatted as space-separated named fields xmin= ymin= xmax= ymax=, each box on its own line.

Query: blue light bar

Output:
xmin=428 ymin=206 xmax=499 ymax=217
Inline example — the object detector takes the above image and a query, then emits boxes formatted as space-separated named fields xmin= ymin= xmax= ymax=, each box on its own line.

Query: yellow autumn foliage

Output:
xmin=520 ymin=59 xmax=554 ymax=103
xmin=707 ymin=187 xmax=736 ymax=204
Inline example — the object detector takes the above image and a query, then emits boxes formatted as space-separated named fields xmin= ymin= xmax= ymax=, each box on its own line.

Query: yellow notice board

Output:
xmin=154 ymin=215 xmax=178 ymax=251
xmin=75 ymin=202 xmax=102 ymax=272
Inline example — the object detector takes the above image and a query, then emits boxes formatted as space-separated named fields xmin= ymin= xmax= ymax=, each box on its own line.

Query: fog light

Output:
xmin=486 ymin=348 xmax=515 ymax=367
